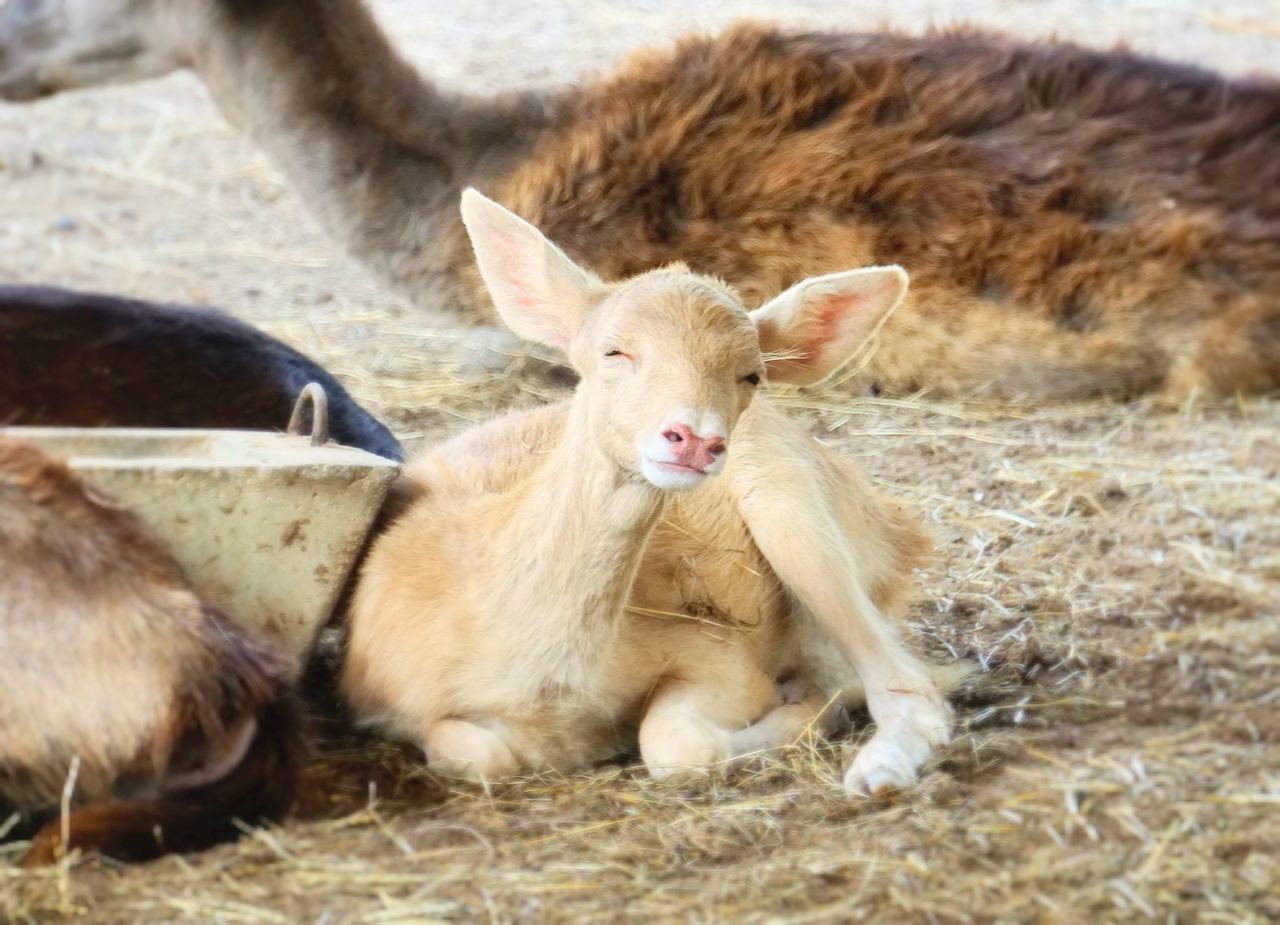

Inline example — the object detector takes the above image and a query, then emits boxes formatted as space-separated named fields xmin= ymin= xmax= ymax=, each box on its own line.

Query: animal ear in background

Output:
xmin=459 ymin=188 xmax=601 ymax=351
xmin=751 ymin=266 xmax=908 ymax=387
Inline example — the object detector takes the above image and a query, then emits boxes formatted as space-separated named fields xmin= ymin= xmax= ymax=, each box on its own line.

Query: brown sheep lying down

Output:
xmin=0 ymin=440 xmax=299 ymax=865
xmin=1 ymin=0 xmax=1276 ymax=400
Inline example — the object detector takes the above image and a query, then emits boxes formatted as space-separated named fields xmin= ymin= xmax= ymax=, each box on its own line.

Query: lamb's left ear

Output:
xmin=751 ymin=266 xmax=908 ymax=387
xmin=460 ymin=188 xmax=601 ymax=350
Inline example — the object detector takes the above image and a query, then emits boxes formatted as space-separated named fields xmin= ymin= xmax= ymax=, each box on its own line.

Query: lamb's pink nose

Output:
xmin=662 ymin=422 xmax=726 ymax=471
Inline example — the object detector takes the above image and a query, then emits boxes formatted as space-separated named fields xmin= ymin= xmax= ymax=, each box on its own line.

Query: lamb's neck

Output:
xmin=493 ymin=400 xmax=666 ymax=686
xmin=177 ymin=0 xmax=559 ymax=320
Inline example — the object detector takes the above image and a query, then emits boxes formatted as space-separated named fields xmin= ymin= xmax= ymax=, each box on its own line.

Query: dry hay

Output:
xmin=3 ymin=355 xmax=1277 ymax=922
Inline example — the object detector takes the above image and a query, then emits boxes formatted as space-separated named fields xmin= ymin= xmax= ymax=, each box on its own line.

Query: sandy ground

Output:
xmin=1 ymin=1 xmax=1278 ymax=922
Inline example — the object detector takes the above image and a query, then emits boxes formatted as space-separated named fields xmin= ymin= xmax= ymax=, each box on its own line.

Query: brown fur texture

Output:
xmin=0 ymin=440 xmax=301 ymax=864
xmin=5 ymin=2 xmax=1274 ymax=401
xmin=499 ymin=26 xmax=1280 ymax=400
xmin=2 ymin=1 xmax=1275 ymax=400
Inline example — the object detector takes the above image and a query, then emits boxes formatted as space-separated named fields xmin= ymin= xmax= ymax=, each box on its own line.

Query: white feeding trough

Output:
xmin=0 ymin=385 xmax=399 ymax=678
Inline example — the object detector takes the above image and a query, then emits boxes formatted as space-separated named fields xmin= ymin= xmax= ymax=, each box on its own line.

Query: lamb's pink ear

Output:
xmin=750 ymin=266 xmax=908 ymax=387
xmin=459 ymin=188 xmax=600 ymax=350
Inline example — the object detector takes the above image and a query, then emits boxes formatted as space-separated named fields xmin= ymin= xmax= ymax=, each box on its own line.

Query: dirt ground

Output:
xmin=1 ymin=1 xmax=1278 ymax=922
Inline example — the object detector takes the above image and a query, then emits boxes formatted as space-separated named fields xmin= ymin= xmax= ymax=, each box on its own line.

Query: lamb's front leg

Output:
xmin=726 ymin=682 xmax=845 ymax=757
xmin=737 ymin=466 xmax=951 ymax=795
xmin=638 ymin=677 xmax=842 ymax=778
xmin=804 ymin=577 xmax=952 ymax=796
xmin=840 ymin=658 xmax=951 ymax=796
xmin=809 ymin=589 xmax=949 ymax=796
xmin=638 ymin=680 xmax=733 ymax=778
xmin=423 ymin=718 xmax=520 ymax=781
xmin=638 ymin=669 xmax=781 ymax=779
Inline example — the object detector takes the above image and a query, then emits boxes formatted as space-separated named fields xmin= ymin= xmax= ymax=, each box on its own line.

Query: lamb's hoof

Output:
xmin=843 ymin=744 xmax=919 ymax=797
xmin=842 ymin=707 xmax=950 ymax=797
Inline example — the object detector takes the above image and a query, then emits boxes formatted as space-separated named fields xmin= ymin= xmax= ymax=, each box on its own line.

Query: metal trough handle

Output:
xmin=287 ymin=383 xmax=330 ymax=447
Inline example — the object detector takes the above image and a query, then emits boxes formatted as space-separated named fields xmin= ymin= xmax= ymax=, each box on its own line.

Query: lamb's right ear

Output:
xmin=751 ymin=266 xmax=908 ymax=387
xmin=460 ymin=189 xmax=600 ymax=350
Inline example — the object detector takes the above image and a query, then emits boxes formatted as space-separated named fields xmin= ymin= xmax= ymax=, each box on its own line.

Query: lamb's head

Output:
xmin=0 ymin=0 xmax=184 ymax=101
xmin=460 ymin=188 xmax=908 ymax=492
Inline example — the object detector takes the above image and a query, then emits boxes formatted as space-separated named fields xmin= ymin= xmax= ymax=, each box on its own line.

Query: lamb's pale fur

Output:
xmin=341 ymin=192 xmax=951 ymax=794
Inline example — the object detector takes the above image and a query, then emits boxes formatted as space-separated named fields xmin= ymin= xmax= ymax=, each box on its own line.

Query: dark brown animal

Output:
xmin=0 ymin=0 xmax=1277 ymax=400
xmin=0 ymin=440 xmax=300 ymax=864
xmin=0 ymin=286 xmax=403 ymax=460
